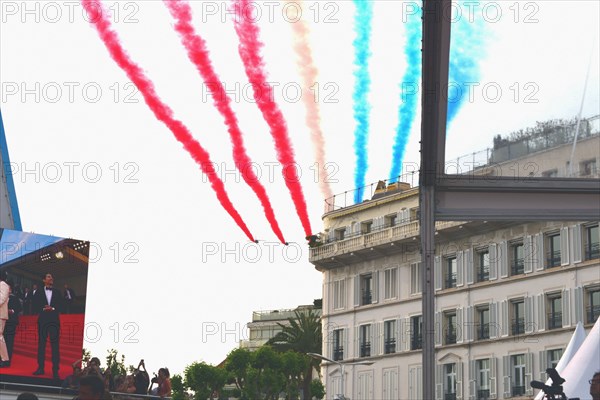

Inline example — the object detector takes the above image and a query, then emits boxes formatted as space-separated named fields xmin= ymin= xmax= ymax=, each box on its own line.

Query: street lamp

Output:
xmin=307 ymin=352 xmax=374 ymax=400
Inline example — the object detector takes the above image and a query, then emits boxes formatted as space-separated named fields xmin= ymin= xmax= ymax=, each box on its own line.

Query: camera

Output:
xmin=530 ymin=368 xmax=579 ymax=400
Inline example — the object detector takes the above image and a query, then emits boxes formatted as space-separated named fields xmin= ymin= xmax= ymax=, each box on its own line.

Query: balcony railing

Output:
xmin=360 ymin=342 xmax=371 ymax=357
xmin=411 ymin=335 xmax=422 ymax=350
xmin=384 ymin=339 xmax=396 ymax=354
xmin=333 ymin=347 xmax=344 ymax=361
xmin=362 ymin=289 xmax=372 ymax=305
xmin=548 ymin=312 xmax=562 ymax=330
xmin=477 ymin=323 xmax=490 ymax=340
xmin=546 ymin=251 xmax=561 ymax=268
xmin=512 ymin=385 xmax=526 ymax=396
xmin=477 ymin=269 xmax=489 ymax=282
xmin=585 ymin=243 xmax=600 ymax=260
xmin=511 ymin=317 xmax=525 ymax=335
xmin=445 ymin=328 xmax=457 ymax=344
xmin=444 ymin=393 xmax=457 ymax=400
xmin=477 ymin=389 xmax=490 ymax=400
xmin=511 ymin=258 xmax=525 ymax=275
xmin=587 ymin=305 xmax=600 ymax=324
xmin=445 ymin=272 xmax=457 ymax=289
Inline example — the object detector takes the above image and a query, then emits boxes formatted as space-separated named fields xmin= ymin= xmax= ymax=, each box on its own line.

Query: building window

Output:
xmin=476 ymin=250 xmax=490 ymax=282
xmin=384 ymin=267 xmax=398 ymax=300
xmin=584 ymin=225 xmax=599 ymax=260
xmin=445 ymin=256 xmax=457 ymax=289
xmin=359 ymin=324 xmax=371 ymax=357
xmin=384 ymin=320 xmax=396 ymax=354
xmin=476 ymin=359 xmax=491 ymax=400
xmin=333 ymin=279 xmax=346 ymax=310
xmin=360 ymin=274 xmax=373 ymax=305
xmin=580 ymin=159 xmax=597 ymax=176
xmin=411 ymin=315 xmax=422 ymax=350
xmin=385 ymin=213 xmax=397 ymax=228
xmin=444 ymin=363 xmax=457 ymax=400
xmin=511 ymin=299 xmax=525 ymax=336
xmin=547 ymin=293 xmax=562 ymax=330
xmin=332 ymin=329 xmax=344 ymax=361
xmin=511 ymin=354 xmax=526 ymax=397
xmin=547 ymin=349 xmax=563 ymax=369
xmin=361 ymin=220 xmax=373 ymax=234
xmin=587 ymin=286 xmax=600 ymax=324
xmin=444 ymin=311 xmax=457 ymax=345
xmin=546 ymin=233 xmax=561 ymax=268
xmin=334 ymin=227 xmax=346 ymax=241
xmin=510 ymin=242 xmax=525 ymax=276
xmin=410 ymin=262 xmax=422 ymax=294
xmin=476 ymin=306 xmax=490 ymax=340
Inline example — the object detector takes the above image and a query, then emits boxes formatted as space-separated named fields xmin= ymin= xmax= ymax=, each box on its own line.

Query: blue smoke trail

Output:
xmin=447 ymin=2 xmax=486 ymax=126
xmin=352 ymin=0 xmax=373 ymax=204
xmin=389 ymin=4 xmax=422 ymax=182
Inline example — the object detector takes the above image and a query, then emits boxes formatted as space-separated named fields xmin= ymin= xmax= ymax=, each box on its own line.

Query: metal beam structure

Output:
xmin=0 ymin=109 xmax=21 ymax=230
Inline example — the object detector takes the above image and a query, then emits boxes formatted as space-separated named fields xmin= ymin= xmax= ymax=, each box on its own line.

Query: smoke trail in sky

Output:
xmin=81 ymin=0 xmax=255 ymax=241
xmin=352 ymin=0 xmax=373 ymax=204
xmin=286 ymin=0 xmax=333 ymax=202
xmin=447 ymin=2 xmax=486 ymax=126
xmin=389 ymin=3 xmax=422 ymax=182
xmin=233 ymin=0 xmax=313 ymax=238
xmin=165 ymin=0 xmax=286 ymax=244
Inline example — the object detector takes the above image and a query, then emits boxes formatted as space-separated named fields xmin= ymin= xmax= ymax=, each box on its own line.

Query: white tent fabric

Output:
xmin=561 ymin=318 xmax=600 ymax=399
xmin=533 ymin=322 xmax=587 ymax=400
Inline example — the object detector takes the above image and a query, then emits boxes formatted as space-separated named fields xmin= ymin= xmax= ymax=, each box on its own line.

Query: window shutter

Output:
xmin=372 ymin=270 xmax=379 ymax=304
xmin=537 ymin=294 xmax=546 ymax=331
xmin=499 ymin=241 xmax=508 ymax=278
xmin=354 ymin=326 xmax=359 ymax=358
xmin=328 ymin=229 xmax=335 ymax=242
xmin=374 ymin=322 xmax=382 ymax=356
xmin=343 ymin=328 xmax=348 ymax=361
xmin=490 ymin=357 xmax=497 ymax=399
xmin=457 ymin=361 xmax=464 ymax=400
xmin=539 ymin=351 xmax=547 ymax=380
xmin=435 ymin=364 xmax=443 ymax=400
xmin=435 ymin=256 xmax=442 ymax=291
xmin=524 ymin=235 xmax=533 ymax=273
xmin=535 ymin=233 xmax=545 ymax=271
xmin=457 ymin=307 xmax=464 ymax=344
xmin=468 ymin=360 xmax=476 ymax=400
xmin=502 ymin=356 xmax=511 ymax=398
xmin=395 ymin=318 xmax=402 ymax=353
xmin=401 ymin=208 xmax=410 ymax=223
xmin=457 ymin=250 xmax=465 ymax=287
xmin=354 ymin=275 xmax=360 ymax=307
xmin=574 ymin=286 xmax=584 ymax=323
xmin=490 ymin=302 xmax=499 ymax=339
xmin=560 ymin=227 xmax=570 ymax=266
xmin=572 ymin=224 xmax=583 ymax=264
xmin=489 ymin=243 xmax=498 ymax=280
xmin=465 ymin=306 xmax=474 ymax=342
xmin=525 ymin=353 xmax=534 ymax=396
xmin=401 ymin=318 xmax=409 ymax=352
xmin=466 ymin=248 xmax=474 ymax=285
xmin=435 ymin=312 xmax=442 ymax=346
xmin=525 ymin=296 xmax=534 ymax=334
xmin=562 ymin=289 xmax=571 ymax=327
xmin=501 ymin=300 xmax=509 ymax=337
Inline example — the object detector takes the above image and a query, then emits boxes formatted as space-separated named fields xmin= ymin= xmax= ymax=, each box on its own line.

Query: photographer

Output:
xmin=149 ymin=368 xmax=171 ymax=398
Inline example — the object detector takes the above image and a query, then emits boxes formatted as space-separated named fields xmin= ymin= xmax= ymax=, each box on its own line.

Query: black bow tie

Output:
xmin=45 ymin=287 xmax=52 ymax=291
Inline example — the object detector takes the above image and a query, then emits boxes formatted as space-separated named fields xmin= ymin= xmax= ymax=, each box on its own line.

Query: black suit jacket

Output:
xmin=32 ymin=287 xmax=62 ymax=323
xmin=7 ymin=293 xmax=21 ymax=324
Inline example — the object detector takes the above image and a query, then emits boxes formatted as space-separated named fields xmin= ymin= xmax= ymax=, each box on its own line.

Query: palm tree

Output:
xmin=267 ymin=309 xmax=322 ymax=400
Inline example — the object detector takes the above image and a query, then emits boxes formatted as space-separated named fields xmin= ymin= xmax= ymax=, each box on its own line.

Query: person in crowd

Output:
xmin=591 ymin=371 xmax=600 ymax=400
xmin=32 ymin=272 xmax=63 ymax=379
xmin=63 ymin=361 xmax=84 ymax=390
xmin=17 ymin=393 xmax=39 ymax=400
xmin=149 ymin=367 xmax=171 ymax=398
xmin=6 ymin=279 xmax=22 ymax=361
xmin=63 ymin=283 xmax=76 ymax=314
xmin=0 ymin=270 xmax=11 ymax=368
xmin=133 ymin=359 xmax=150 ymax=395
xmin=78 ymin=374 xmax=106 ymax=400
xmin=84 ymin=357 xmax=105 ymax=380
xmin=24 ymin=285 xmax=36 ymax=315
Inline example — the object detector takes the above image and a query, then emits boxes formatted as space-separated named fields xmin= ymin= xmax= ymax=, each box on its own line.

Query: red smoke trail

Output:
xmin=164 ymin=0 xmax=285 ymax=244
xmin=81 ymin=0 xmax=254 ymax=242
xmin=286 ymin=0 xmax=333 ymax=203
xmin=233 ymin=0 xmax=313 ymax=237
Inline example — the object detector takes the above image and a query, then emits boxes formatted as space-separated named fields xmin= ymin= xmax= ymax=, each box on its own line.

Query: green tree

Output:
xmin=267 ymin=309 xmax=322 ymax=399
xmin=171 ymin=374 xmax=186 ymax=400
xmin=184 ymin=361 xmax=228 ymax=400
xmin=105 ymin=348 xmax=127 ymax=377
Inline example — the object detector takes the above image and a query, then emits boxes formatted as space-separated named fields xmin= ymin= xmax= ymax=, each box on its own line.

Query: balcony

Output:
xmin=547 ymin=312 xmax=562 ymax=330
xmin=587 ymin=305 xmax=600 ymax=324
xmin=333 ymin=347 xmax=344 ymax=361
xmin=477 ymin=269 xmax=489 ymax=282
xmin=511 ymin=258 xmax=525 ymax=276
xmin=411 ymin=336 xmax=422 ymax=350
xmin=362 ymin=289 xmax=372 ymax=305
xmin=511 ymin=318 xmax=525 ymax=335
xmin=360 ymin=342 xmax=371 ymax=358
xmin=546 ymin=251 xmax=561 ymax=268
xmin=477 ymin=323 xmax=490 ymax=340
xmin=444 ymin=394 xmax=457 ymax=400
xmin=445 ymin=273 xmax=457 ymax=289
xmin=477 ymin=389 xmax=490 ymax=400
xmin=384 ymin=339 xmax=396 ymax=354
xmin=445 ymin=328 xmax=457 ymax=344
xmin=585 ymin=243 xmax=600 ymax=260
xmin=512 ymin=385 xmax=526 ymax=396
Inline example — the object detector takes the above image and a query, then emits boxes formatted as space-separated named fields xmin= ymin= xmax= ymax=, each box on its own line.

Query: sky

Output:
xmin=1 ymin=0 xmax=599 ymax=375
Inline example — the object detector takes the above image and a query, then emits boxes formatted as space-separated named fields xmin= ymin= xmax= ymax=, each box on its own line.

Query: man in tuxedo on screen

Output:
xmin=32 ymin=273 xmax=62 ymax=379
